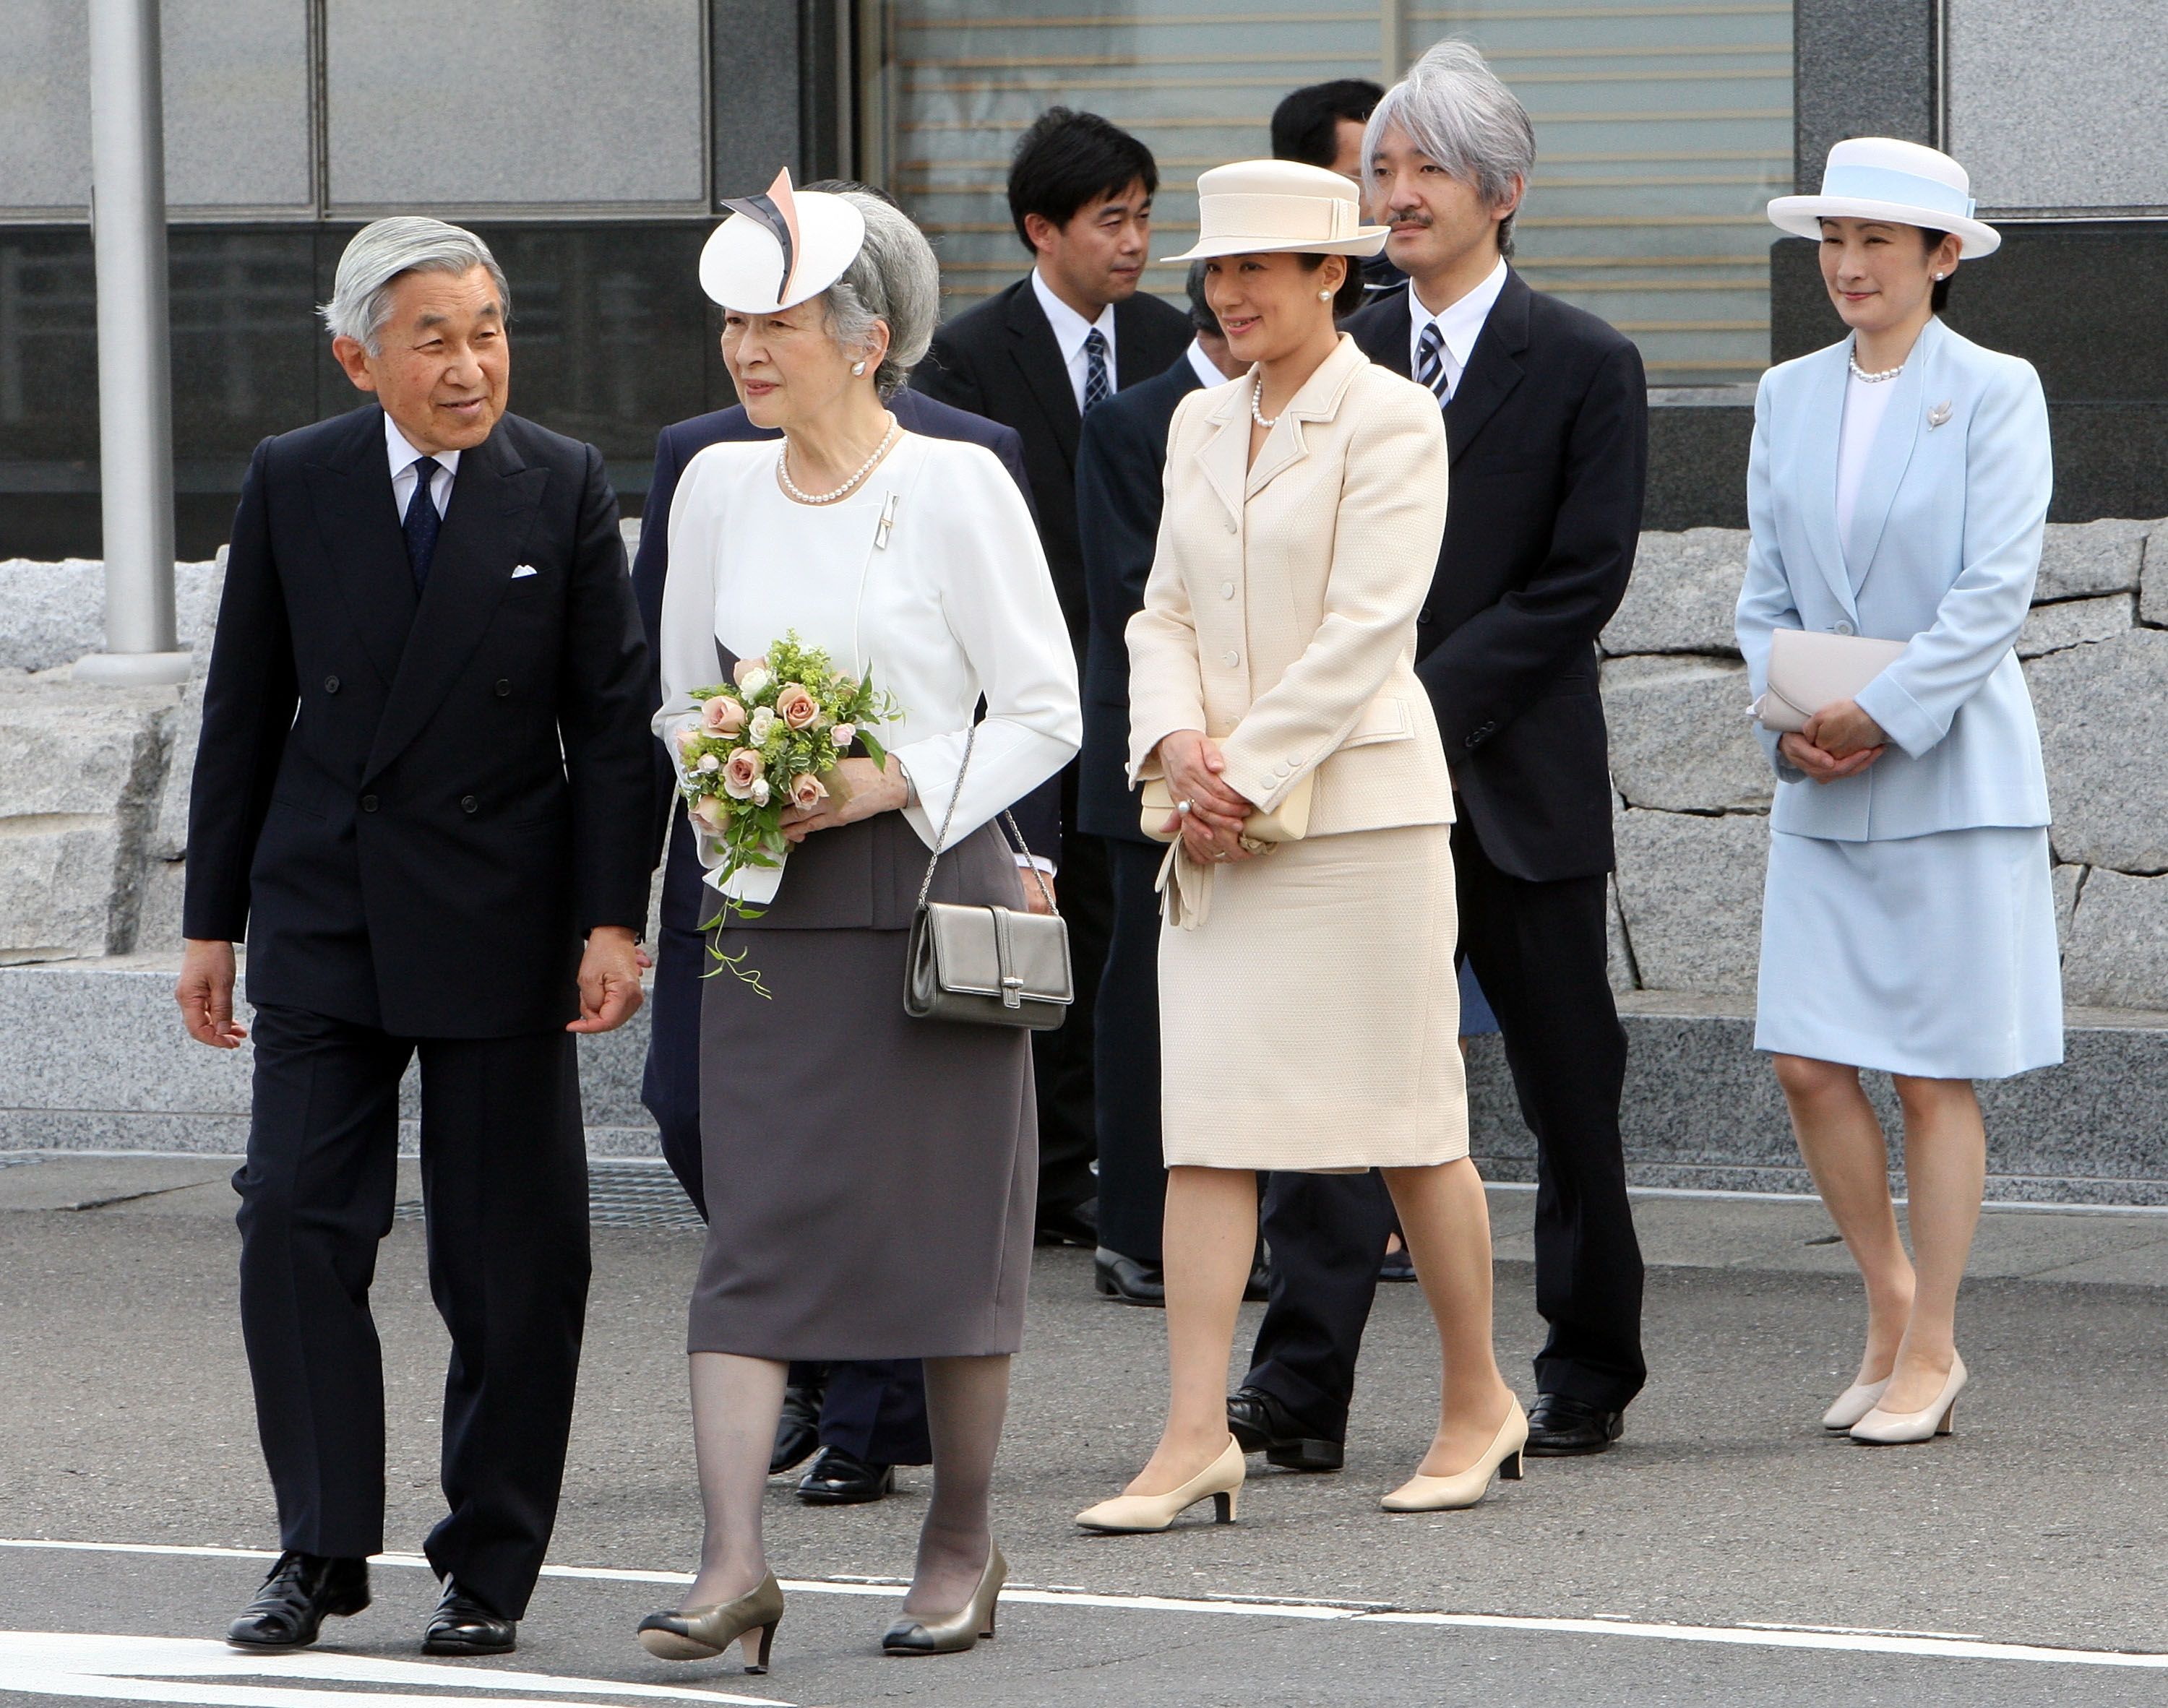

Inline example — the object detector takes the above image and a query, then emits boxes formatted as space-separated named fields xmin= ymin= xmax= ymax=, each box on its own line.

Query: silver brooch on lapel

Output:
xmin=1927 ymin=401 xmax=1953 ymax=430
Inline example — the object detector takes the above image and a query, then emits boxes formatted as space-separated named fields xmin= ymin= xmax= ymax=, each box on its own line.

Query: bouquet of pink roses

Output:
xmin=674 ymin=632 xmax=899 ymax=993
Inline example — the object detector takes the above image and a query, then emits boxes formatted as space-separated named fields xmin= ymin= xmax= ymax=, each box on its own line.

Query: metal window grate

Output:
xmin=393 ymin=1160 xmax=703 ymax=1230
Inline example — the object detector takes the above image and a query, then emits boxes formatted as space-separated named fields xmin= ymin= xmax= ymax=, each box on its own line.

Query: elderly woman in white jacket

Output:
xmin=638 ymin=174 xmax=1078 ymax=1670
xmin=1739 ymin=139 xmax=2060 ymax=1448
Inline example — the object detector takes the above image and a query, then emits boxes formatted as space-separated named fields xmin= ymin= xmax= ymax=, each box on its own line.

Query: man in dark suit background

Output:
xmin=1231 ymin=41 xmax=1650 ymax=1470
xmin=916 ymin=108 xmax=1195 ymax=1249
xmin=632 ymin=182 xmax=1042 ymax=1509
xmin=1074 ymin=263 xmax=1244 ymax=1305
xmin=178 ymin=218 xmax=653 ymax=1656
xmin=1271 ymin=78 xmax=1407 ymax=301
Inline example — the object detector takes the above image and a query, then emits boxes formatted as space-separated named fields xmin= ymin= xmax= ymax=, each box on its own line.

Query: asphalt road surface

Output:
xmin=4 ymin=1153 xmax=2168 ymax=1707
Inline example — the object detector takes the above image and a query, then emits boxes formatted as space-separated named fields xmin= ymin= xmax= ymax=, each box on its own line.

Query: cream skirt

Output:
xmin=1158 ymin=824 xmax=1468 ymax=1170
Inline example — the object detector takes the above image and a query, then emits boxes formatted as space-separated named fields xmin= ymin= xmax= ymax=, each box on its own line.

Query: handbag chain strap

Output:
xmin=914 ymin=720 xmax=1060 ymax=917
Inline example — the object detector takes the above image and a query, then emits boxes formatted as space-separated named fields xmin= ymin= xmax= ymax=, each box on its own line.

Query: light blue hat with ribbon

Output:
xmin=1768 ymin=137 xmax=2000 ymax=258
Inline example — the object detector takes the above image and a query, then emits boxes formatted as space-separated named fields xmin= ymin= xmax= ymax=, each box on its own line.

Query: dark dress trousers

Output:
xmin=185 ymin=403 xmax=654 ymax=1618
xmin=1244 ymin=272 xmax=1651 ymax=1429
xmin=631 ymin=387 xmax=1031 ymax=1467
xmin=1074 ymin=353 xmax=1205 ymax=1264
xmin=916 ymin=277 xmax=1195 ymax=1224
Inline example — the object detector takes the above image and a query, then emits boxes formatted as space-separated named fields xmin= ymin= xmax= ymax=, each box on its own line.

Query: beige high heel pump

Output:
xmin=635 ymin=1571 xmax=784 ymax=1672
xmin=1075 ymin=1436 xmax=1245 ymax=1532
xmin=1380 ymin=1399 xmax=1529 ymax=1512
xmin=882 ymin=1543 xmax=1006 ymax=1657
xmin=1850 ymin=1354 xmax=1966 ymax=1445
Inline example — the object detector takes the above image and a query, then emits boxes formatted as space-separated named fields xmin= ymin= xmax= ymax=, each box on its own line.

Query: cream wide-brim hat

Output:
xmin=1158 ymin=159 xmax=1389 ymax=263
xmin=699 ymin=167 xmax=869 ymax=314
xmin=1767 ymin=137 xmax=2000 ymax=258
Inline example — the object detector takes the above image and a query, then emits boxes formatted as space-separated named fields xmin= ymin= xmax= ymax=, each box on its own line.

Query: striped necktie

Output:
xmin=1414 ymin=322 xmax=1451 ymax=409
xmin=1082 ymin=326 xmax=1111 ymax=415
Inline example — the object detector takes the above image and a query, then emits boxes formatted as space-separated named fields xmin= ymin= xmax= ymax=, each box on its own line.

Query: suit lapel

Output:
xmin=1797 ymin=346 xmax=1858 ymax=620
xmin=1194 ymin=381 xmax=1249 ymax=527
xmin=1112 ymin=296 xmax=1171 ymax=388
xmin=304 ymin=406 xmax=417 ymax=691
xmin=1844 ymin=317 xmax=1939 ymax=594
xmin=364 ymin=425 xmax=549 ymax=783
xmin=1245 ymin=335 xmax=1364 ymax=497
xmin=1351 ymin=288 xmax=1413 ymax=377
xmin=1004 ymin=280 xmax=1083 ymax=472
xmin=1443 ymin=272 xmax=1528 ymax=465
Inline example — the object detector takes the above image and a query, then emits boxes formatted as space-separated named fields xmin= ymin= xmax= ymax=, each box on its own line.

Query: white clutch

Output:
xmin=1752 ymin=629 xmax=1909 ymax=733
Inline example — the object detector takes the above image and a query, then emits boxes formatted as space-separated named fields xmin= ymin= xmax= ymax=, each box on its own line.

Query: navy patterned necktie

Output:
xmin=1081 ymin=326 xmax=1111 ymax=415
xmin=403 ymin=455 xmax=442 ymax=592
xmin=1415 ymin=322 xmax=1452 ymax=409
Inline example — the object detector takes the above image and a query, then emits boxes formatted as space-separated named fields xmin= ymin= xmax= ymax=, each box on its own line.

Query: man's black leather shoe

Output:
xmin=796 ymin=1444 xmax=895 ymax=1504
xmin=1524 ymin=1393 xmax=1626 ymax=1456
xmin=1379 ymin=1241 xmax=1417 ymax=1282
xmin=1225 ymin=1386 xmax=1343 ymax=1472
xmin=1094 ymin=1247 xmax=1166 ymax=1306
xmin=227 ymin=1551 xmax=370 ymax=1649
xmin=771 ymin=1379 xmax=824 ymax=1474
xmin=1036 ymin=1198 xmax=1098 ymax=1248
xmin=423 ymin=1580 xmax=517 ymax=1655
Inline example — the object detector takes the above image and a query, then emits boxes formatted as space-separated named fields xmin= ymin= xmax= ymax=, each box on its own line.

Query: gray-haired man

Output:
xmin=179 ymin=218 xmax=653 ymax=1655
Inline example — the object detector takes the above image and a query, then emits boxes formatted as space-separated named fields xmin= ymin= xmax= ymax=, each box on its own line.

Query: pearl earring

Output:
xmin=1317 ymin=288 xmax=1333 ymax=301
xmin=851 ymin=361 xmax=867 ymax=376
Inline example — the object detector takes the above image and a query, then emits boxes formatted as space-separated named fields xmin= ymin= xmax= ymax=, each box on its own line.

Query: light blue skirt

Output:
xmin=1755 ymin=825 xmax=2062 ymax=1080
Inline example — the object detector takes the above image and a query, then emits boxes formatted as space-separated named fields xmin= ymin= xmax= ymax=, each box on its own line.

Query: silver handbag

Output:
xmin=904 ymin=723 xmax=1072 ymax=1030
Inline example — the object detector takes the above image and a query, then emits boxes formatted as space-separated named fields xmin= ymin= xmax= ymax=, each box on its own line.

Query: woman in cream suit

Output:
xmin=1737 ymin=139 xmax=2060 ymax=1446
xmin=1075 ymin=161 xmax=1524 ymax=1532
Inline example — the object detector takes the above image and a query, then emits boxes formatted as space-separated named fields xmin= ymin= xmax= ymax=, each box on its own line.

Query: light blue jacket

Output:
xmin=1735 ymin=317 xmax=2053 ymax=841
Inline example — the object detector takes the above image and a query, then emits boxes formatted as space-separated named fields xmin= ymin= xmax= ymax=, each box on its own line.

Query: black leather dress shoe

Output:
xmin=795 ymin=1444 xmax=895 ymax=1505
xmin=1379 ymin=1242 xmax=1417 ymax=1283
xmin=1094 ymin=1246 xmax=1166 ymax=1306
xmin=227 ymin=1551 xmax=370 ymax=1649
xmin=423 ymin=1579 xmax=517 ymax=1656
xmin=1225 ymin=1386 xmax=1343 ymax=1472
xmin=771 ymin=1380 xmax=824 ymax=1475
xmin=1036 ymin=1198 xmax=1098 ymax=1248
xmin=1243 ymin=1258 xmax=1270 ymax=1302
xmin=1524 ymin=1393 xmax=1627 ymax=1457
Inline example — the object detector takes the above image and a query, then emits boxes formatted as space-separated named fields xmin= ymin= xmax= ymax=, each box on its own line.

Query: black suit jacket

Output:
xmin=1074 ymin=353 xmax=1205 ymax=842
xmin=1344 ymin=272 xmax=1647 ymax=882
xmin=630 ymin=387 xmax=1052 ymax=939
xmin=913 ymin=277 xmax=1194 ymax=650
xmin=184 ymin=404 xmax=654 ymax=1036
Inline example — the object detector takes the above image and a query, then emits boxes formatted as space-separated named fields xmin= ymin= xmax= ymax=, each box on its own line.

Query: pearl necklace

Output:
xmin=778 ymin=416 xmax=899 ymax=505
xmin=1848 ymin=347 xmax=1905 ymax=385
xmin=1249 ymin=380 xmax=1281 ymax=430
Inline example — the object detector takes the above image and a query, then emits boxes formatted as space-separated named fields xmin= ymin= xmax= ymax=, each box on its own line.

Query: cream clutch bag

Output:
xmin=1139 ymin=772 xmax=1313 ymax=844
xmin=1752 ymin=629 xmax=1909 ymax=733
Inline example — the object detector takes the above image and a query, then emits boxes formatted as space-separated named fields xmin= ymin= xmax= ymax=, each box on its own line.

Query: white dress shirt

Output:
xmin=1031 ymin=267 xmax=1119 ymax=413
xmin=384 ymin=413 xmax=458 ymax=519
xmin=1407 ymin=257 xmax=1510 ymax=402
xmin=1184 ymin=337 xmax=1235 ymax=389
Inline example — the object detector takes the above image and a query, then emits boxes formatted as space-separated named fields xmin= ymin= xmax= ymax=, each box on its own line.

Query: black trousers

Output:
xmin=642 ymin=911 xmax=930 ymax=1464
xmin=1094 ymin=837 xmax=1167 ymax=1262
xmin=1244 ymin=820 xmax=1646 ymax=1435
xmin=234 ymin=1005 xmax=590 ymax=1620
xmin=1032 ymin=763 xmax=1109 ymax=1219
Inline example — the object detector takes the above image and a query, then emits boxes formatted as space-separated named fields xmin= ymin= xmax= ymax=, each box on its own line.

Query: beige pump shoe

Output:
xmin=1075 ymin=1436 xmax=1245 ymax=1532
xmin=635 ymin=1571 xmax=784 ymax=1671
xmin=1850 ymin=1353 xmax=1966 ymax=1445
xmin=882 ymin=1543 xmax=1006 ymax=1657
xmin=1822 ymin=1376 xmax=1891 ymax=1431
xmin=1380 ymin=1399 xmax=1529 ymax=1513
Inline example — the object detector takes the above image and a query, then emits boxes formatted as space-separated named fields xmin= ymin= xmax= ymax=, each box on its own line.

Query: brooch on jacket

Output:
xmin=1927 ymin=400 xmax=1953 ymax=430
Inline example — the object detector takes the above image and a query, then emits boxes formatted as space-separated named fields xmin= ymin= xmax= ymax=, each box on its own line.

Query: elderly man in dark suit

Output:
xmin=178 ymin=218 xmax=653 ymax=1656
xmin=1231 ymin=41 xmax=1650 ymax=1473
xmin=632 ymin=188 xmax=1041 ymax=1508
xmin=915 ymin=108 xmax=1194 ymax=1251
xmin=1073 ymin=263 xmax=1244 ymax=1304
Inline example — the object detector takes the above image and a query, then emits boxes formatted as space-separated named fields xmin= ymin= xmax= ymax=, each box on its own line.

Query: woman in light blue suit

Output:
xmin=1737 ymin=139 xmax=2060 ymax=1447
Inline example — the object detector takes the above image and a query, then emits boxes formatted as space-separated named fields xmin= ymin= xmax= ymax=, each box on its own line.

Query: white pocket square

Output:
xmin=511 ymin=564 xmax=538 ymax=579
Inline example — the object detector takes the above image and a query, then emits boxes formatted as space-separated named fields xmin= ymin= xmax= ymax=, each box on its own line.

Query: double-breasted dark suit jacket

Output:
xmin=1344 ymin=272 xmax=1647 ymax=882
xmin=913 ymin=277 xmax=1194 ymax=650
xmin=1074 ymin=353 xmax=1205 ymax=843
xmin=183 ymin=404 xmax=655 ymax=1038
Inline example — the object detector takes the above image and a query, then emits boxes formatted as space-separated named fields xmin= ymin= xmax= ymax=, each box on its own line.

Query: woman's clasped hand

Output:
xmin=776 ymin=754 xmax=909 ymax=842
xmin=1154 ymin=729 xmax=1257 ymax=863
xmin=1779 ymin=696 xmax=1888 ymax=784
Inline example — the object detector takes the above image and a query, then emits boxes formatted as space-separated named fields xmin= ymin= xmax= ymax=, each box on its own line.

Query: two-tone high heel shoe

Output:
xmin=1850 ymin=1353 xmax=1966 ymax=1445
xmin=882 ymin=1543 xmax=1006 ymax=1657
xmin=1074 ymin=1436 xmax=1244 ymax=1532
xmin=635 ymin=1571 xmax=784 ymax=1672
xmin=1380 ymin=1399 xmax=1529 ymax=1512
xmin=1822 ymin=1376 xmax=1890 ymax=1431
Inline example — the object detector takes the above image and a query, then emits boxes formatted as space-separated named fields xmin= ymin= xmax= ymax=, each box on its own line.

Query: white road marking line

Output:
xmin=7 ymin=1539 xmax=2166 ymax=1673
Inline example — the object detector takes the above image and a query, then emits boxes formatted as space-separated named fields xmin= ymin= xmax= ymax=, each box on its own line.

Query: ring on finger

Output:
xmin=1178 ymin=798 xmax=1195 ymax=816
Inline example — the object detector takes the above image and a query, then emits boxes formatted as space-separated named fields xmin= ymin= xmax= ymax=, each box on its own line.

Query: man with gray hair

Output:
xmin=178 ymin=217 xmax=653 ymax=1656
xmin=1231 ymin=38 xmax=1651 ymax=1470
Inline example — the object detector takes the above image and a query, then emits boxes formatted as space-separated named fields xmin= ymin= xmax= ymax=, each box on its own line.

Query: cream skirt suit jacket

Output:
xmin=1127 ymin=334 xmax=1465 ymax=1170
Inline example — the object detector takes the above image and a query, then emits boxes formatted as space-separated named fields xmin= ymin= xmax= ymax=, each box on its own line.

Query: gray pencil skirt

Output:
xmin=687 ymin=817 xmax=1037 ymax=1360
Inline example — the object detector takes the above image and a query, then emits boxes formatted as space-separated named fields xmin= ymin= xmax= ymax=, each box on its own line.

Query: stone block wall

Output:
xmin=1604 ymin=520 xmax=2168 ymax=1008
